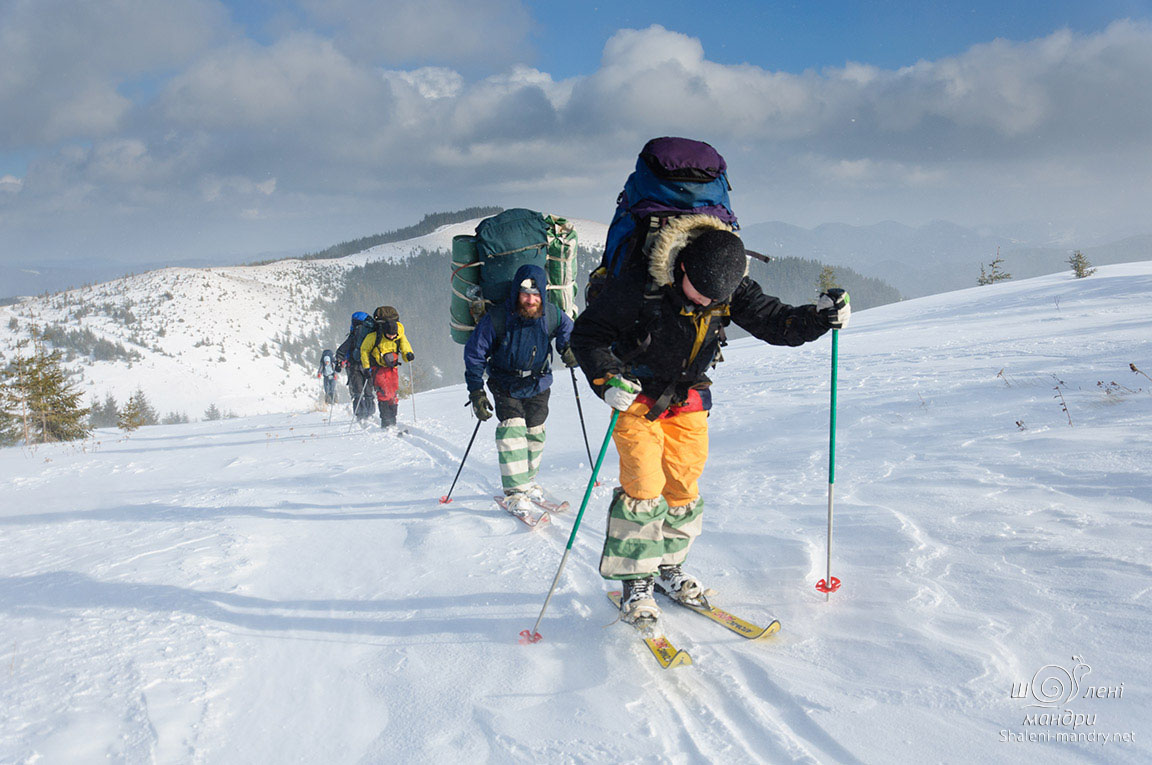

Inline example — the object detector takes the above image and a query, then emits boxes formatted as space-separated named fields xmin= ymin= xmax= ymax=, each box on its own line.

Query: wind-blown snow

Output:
xmin=2 ymin=263 xmax=1149 ymax=762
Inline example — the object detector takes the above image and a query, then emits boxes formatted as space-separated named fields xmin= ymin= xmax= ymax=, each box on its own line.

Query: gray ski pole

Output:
xmin=409 ymin=362 xmax=417 ymax=423
xmin=521 ymin=409 xmax=619 ymax=644
xmin=347 ymin=375 xmax=371 ymax=432
xmin=570 ymin=368 xmax=596 ymax=478
xmin=440 ymin=418 xmax=483 ymax=504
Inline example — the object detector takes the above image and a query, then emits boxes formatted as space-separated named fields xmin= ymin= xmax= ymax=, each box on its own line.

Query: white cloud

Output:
xmin=298 ymin=0 xmax=533 ymax=68
xmin=199 ymin=175 xmax=278 ymax=202
xmin=161 ymin=33 xmax=389 ymax=129
xmin=382 ymin=67 xmax=464 ymax=100
xmin=0 ymin=175 xmax=23 ymax=193
xmin=0 ymin=0 xmax=230 ymax=147
xmin=4 ymin=18 xmax=1152 ymax=263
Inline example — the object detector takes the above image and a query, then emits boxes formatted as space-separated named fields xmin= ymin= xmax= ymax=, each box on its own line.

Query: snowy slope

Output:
xmin=0 ymin=259 xmax=347 ymax=418
xmin=2 ymin=263 xmax=1149 ymax=763
xmin=0 ymin=217 xmax=609 ymax=419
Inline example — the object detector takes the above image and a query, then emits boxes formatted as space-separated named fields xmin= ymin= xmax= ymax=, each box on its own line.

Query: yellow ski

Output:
xmin=655 ymin=583 xmax=781 ymax=641
xmin=607 ymin=591 xmax=693 ymax=669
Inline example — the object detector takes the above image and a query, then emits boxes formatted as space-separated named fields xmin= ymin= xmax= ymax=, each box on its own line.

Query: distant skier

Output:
xmin=336 ymin=311 xmax=377 ymax=422
xmin=571 ymin=219 xmax=849 ymax=623
xmin=360 ymin=306 xmax=414 ymax=429
xmin=317 ymin=349 xmax=337 ymax=405
xmin=464 ymin=264 xmax=576 ymax=518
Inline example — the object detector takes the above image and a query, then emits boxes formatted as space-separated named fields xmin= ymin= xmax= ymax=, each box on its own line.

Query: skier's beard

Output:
xmin=516 ymin=303 xmax=543 ymax=320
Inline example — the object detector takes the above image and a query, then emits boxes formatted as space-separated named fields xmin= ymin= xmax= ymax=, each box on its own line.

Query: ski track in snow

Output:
xmin=3 ymin=263 xmax=1152 ymax=762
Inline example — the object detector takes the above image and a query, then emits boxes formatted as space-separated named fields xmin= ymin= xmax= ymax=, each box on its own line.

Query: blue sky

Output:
xmin=525 ymin=0 xmax=1152 ymax=75
xmin=2 ymin=0 xmax=1152 ymax=271
xmin=222 ymin=0 xmax=1152 ymax=75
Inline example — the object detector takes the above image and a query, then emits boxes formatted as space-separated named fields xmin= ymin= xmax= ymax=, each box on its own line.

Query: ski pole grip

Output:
xmin=605 ymin=375 xmax=639 ymax=393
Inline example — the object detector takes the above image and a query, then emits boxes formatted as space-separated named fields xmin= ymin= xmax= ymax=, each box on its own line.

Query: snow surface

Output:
xmin=2 ymin=263 xmax=1150 ymax=763
xmin=0 ymin=217 xmax=608 ymax=419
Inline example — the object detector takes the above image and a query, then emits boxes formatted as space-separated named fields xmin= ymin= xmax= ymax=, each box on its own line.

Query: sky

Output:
xmin=2 ymin=0 xmax=1152 ymax=273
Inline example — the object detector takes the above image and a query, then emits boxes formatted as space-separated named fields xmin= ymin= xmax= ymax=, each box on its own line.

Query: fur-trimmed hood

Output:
xmin=646 ymin=214 xmax=747 ymax=288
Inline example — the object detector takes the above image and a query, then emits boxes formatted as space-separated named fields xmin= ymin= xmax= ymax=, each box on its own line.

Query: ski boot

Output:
xmin=658 ymin=564 xmax=704 ymax=603
xmin=504 ymin=492 xmax=535 ymax=520
xmin=619 ymin=576 xmax=661 ymax=624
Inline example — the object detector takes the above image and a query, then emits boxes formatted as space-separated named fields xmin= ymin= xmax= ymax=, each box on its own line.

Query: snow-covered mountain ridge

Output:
xmin=0 ymin=217 xmax=609 ymax=418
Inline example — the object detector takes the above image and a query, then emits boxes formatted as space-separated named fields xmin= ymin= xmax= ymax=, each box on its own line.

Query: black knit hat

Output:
xmin=678 ymin=229 xmax=747 ymax=301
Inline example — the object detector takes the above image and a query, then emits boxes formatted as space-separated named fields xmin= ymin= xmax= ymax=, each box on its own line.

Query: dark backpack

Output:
xmin=349 ymin=315 xmax=375 ymax=362
xmin=587 ymin=136 xmax=737 ymax=305
xmin=450 ymin=209 xmax=578 ymax=344
xmin=373 ymin=305 xmax=399 ymax=325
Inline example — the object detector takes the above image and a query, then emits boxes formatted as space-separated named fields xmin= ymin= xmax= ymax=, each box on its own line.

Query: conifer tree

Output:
xmin=1067 ymin=250 xmax=1096 ymax=278
xmin=0 ymin=333 xmax=91 ymax=445
xmin=118 ymin=388 xmax=158 ymax=431
xmin=90 ymin=393 xmax=119 ymax=428
xmin=977 ymin=255 xmax=1012 ymax=285
xmin=817 ymin=265 xmax=839 ymax=292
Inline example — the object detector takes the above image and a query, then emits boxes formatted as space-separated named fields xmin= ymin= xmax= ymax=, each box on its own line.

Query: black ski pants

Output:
xmin=348 ymin=367 xmax=374 ymax=418
xmin=491 ymin=387 xmax=550 ymax=428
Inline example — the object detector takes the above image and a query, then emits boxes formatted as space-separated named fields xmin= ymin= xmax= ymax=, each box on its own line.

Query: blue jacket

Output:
xmin=464 ymin=263 xmax=574 ymax=399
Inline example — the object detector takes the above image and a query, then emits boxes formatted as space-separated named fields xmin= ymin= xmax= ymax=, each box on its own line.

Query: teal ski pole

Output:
xmin=816 ymin=326 xmax=841 ymax=600
xmin=521 ymin=409 xmax=620 ymax=643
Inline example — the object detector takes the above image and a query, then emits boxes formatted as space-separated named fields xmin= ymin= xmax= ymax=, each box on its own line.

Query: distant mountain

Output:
xmin=0 ymin=216 xmax=609 ymax=419
xmin=1 ymin=211 xmax=909 ymax=421
xmin=0 ymin=253 xmax=302 ymax=301
xmin=740 ymin=221 xmax=1152 ymax=298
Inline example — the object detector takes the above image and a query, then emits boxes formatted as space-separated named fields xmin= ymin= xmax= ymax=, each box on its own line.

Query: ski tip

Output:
xmin=518 ymin=629 xmax=543 ymax=645
xmin=753 ymin=620 xmax=782 ymax=640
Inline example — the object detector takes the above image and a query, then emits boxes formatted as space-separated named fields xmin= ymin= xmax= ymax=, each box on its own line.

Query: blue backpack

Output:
xmin=589 ymin=137 xmax=737 ymax=304
xmin=346 ymin=311 xmax=374 ymax=363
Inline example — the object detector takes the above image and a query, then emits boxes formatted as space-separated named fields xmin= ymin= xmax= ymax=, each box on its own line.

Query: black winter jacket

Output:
xmin=571 ymin=265 xmax=828 ymax=418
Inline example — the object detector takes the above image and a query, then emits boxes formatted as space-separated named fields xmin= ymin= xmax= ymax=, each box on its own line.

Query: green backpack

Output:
xmin=450 ymin=208 xmax=577 ymax=344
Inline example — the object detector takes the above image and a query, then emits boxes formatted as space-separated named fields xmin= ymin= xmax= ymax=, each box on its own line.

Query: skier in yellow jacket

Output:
xmin=359 ymin=306 xmax=415 ymax=429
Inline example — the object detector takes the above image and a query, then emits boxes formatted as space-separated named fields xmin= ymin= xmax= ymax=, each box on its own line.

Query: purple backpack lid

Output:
xmin=640 ymin=136 xmax=727 ymax=179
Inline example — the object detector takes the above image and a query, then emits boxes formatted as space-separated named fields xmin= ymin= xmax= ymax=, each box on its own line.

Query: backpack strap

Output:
xmin=489 ymin=307 xmax=507 ymax=340
xmin=545 ymin=302 xmax=559 ymax=337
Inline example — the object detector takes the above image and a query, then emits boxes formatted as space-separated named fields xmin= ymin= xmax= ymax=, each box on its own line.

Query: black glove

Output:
xmin=469 ymin=389 xmax=493 ymax=421
xmin=816 ymin=288 xmax=850 ymax=329
xmin=560 ymin=346 xmax=578 ymax=368
xmin=405 ymin=352 xmax=415 ymax=362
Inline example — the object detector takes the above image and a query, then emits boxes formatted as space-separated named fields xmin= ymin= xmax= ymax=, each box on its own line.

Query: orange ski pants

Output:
xmin=612 ymin=407 xmax=709 ymax=504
